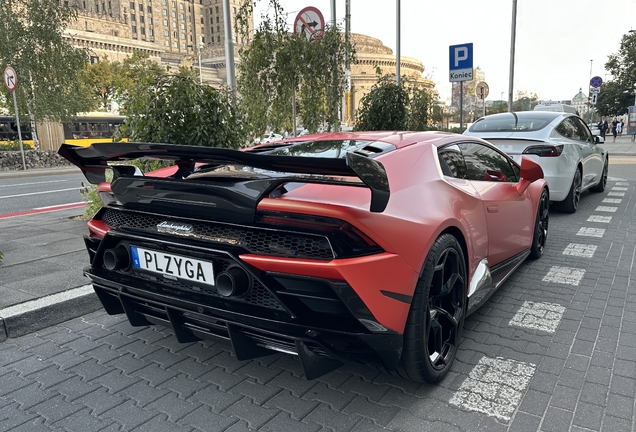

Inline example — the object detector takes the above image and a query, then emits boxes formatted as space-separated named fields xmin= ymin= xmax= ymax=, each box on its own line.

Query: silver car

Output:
xmin=464 ymin=111 xmax=608 ymax=213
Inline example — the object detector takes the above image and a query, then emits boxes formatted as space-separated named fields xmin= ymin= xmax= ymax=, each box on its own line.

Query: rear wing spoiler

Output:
xmin=59 ymin=142 xmax=390 ymax=213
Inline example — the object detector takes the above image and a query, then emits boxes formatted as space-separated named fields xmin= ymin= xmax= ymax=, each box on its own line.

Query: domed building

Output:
xmin=348 ymin=33 xmax=436 ymax=123
xmin=572 ymin=88 xmax=589 ymax=116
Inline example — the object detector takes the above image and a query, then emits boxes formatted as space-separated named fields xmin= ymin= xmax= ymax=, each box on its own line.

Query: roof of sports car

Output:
xmin=277 ymin=131 xmax=462 ymax=149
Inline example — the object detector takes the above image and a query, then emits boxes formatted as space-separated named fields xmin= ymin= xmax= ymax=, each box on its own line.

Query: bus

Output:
xmin=0 ymin=116 xmax=34 ymax=148
xmin=62 ymin=114 xmax=126 ymax=146
xmin=0 ymin=114 xmax=126 ymax=150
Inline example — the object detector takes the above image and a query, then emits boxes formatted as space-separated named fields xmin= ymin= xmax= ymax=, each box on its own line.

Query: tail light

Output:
xmin=257 ymin=211 xmax=383 ymax=258
xmin=523 ymin=145 xmax=564 ymax=157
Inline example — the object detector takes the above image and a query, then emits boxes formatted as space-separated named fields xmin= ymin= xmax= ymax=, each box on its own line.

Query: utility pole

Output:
xmin=345 ymin=0 xmax=351 ymax=125
xmin=222 ymin=0 xmax=236 ymax=95
xmin=396 ymin=0 xmax=401 ymax=85
xmin=508 ymin=0 xmax=517 ymax=112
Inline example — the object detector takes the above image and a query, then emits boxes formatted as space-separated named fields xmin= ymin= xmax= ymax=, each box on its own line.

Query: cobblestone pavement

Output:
xmin=1 ymin=178 xmax=635 ymax=432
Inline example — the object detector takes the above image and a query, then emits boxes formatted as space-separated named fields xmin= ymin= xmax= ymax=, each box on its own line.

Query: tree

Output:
xmin=512 ymin=90 xmax=539 ymax=112
xmin=118 ymin=67 xmax=246 ymax=148
xmin=354 ymin=74 xmax=408 ymax=131
xmin=235 ymin=0 xmax=354 ymax=138
xmin=354 ymin=72 xmax=436 ymax=131
xmin=603 ymin=31 xmax=636 ymax=115
xmin=79 ymin=52 xmax=166 ymax=112
xmin=0 ymin=0 xmax=94 ymax=148
xmin=595 ymin=81 xmax=632 ymax=117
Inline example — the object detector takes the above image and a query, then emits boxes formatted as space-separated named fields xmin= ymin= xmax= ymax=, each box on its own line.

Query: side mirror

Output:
xmin=516 ymin=156 xmax=544 ymax=194
xmin=595 ymin=135 xmax=604 ymax=144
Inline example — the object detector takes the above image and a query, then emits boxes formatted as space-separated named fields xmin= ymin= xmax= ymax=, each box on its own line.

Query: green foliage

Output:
xmin=354 ymin=73 xmax=436 ymax=131
xmin=0 ymin=0 xmax=95 ymax=122
xmin=235 ymin=0 xmax=354 ymax=138
xmin=118 ymin=68 xmax=246 ymax=148
xmin=595 ymin=81 xmax=632 ymax=117
xmin=512 ymin=91 xmax=539 ymax=112
xmin=80 ymin=182 xmax=101 ymax=219
xmin=0 ymin=250 xmax=3 ymax=264
xmin=80 ymin=52 xmax=166 ymax=112
xmin=0 ymin=140 xmax=33 ymax=150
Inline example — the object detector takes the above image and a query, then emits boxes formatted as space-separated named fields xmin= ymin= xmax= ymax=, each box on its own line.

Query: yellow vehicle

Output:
xmin=0 ymin=116 xmax=35 ymax=148
xmin=63 ymin=114 xmax=126 ymax=147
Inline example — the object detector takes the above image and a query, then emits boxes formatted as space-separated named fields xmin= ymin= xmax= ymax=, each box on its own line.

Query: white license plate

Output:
xmin=130 ymin=246 xmax=215 ymax=286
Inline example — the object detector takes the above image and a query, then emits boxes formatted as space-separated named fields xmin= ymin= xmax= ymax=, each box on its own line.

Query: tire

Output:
xmin=529 ymin=188 xmax=549 ymax=259
xmin=398 ymin=234 xmax=467 ymax=383
xmin=590 ymin=158 xmax=608 ymax=192
xmin=553 ymin=168 xmax=581 ymax=213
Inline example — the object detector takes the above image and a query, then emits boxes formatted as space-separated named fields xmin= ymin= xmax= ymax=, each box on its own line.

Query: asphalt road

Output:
xmin=0 ymin=173 xmax=86 ymax=215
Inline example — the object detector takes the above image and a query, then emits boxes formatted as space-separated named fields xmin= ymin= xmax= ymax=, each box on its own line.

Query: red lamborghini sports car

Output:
xmin=60 ymin=131 xmax=548 ymax=383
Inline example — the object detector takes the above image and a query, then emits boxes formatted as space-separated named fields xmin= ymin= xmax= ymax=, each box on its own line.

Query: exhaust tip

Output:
xmin=216 ymin=266 xmax=251 ymax=297
xmin=103 ymin=246 xmax=130 ymax=271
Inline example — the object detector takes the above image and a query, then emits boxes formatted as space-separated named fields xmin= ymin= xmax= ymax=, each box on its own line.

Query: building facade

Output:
xmin=63 ymin=0 xmax=250 ymax=86
xmin=348 ymin=33 xmax=436 ymax=122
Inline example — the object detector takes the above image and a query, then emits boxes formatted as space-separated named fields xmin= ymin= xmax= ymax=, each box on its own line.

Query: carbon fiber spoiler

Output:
xmin=59 ymin=142 xmax=390 ymax=213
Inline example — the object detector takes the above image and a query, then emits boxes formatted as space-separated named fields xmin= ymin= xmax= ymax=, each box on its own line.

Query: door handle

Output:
xmin=487 ymin=205 xmax=499 ymax=213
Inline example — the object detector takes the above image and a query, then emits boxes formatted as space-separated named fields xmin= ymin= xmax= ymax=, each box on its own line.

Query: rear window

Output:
xmin=468 ymin=112 xmax=556 ymax=133
xmin=252 ymin=140 xmax=381 ymax=158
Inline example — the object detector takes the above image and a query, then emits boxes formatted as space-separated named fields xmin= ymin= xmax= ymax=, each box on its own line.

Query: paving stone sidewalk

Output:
xmin=0 ymin=174 xmax=634 ymax=431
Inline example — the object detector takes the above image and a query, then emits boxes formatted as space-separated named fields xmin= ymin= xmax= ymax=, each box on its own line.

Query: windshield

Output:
xmin=468 ymin=112 xmax=557 ymax=133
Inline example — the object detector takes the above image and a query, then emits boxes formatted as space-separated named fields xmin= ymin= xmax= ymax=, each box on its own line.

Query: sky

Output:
xmin=254 ymin=0 xmax=636 ymax=103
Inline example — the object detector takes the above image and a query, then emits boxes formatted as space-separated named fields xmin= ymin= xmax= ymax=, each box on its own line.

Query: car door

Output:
xmin=458 ymin=142 xmax=534 ymax=266
xmin=569 ymin=117 xmax=603 ymax=188
xmin=555 ymin=117 xmax=602 ymax=188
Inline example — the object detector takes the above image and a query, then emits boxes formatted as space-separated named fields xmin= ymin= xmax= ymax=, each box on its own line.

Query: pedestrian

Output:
xmin=620 ymin=120 xmax=625 ymax=136
xmin=598 ymin=116 xmax=609 ymax=139
xmin=611 ymin=117 xmax=618 ymax=143
xmin=617 ymin=120 xmax=623 ymax=136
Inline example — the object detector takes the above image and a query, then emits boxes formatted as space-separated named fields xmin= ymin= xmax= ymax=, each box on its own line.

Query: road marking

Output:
xmin=449 ymin=356 xmax=536 ymax=421
xmin=0 ymin=179 xmax=70 ymax=188
xmin=612 ymin=187 xmax=628 ymax=191
xmin=607 ymin=192 xmax=625 ymax=197
xmin=577 ymin=227 xmax=605 ymax=238
xmin=603 ymin=198 xmax=622 ymax=204
xmin=563 ymin=243 xmax=597 ymax=258
xmin=616 ymin=182 xmax=629 ymax=186
xmin=0 ymin=202 xmax=85 ymax=219
xmin=509 ymin=301 xmax=566 ymax=333
xmin=587 ymin=215 xmax=612 ymax=223
xmin=609 ymin=158 xmax=636 ymax=165
xmin=543 ymin=266 xmax=585 ymax=286
xmin=0 ymin=187 xmax=80 ymax=199
xmin=596 ymin=206 xmax=617 ymax=212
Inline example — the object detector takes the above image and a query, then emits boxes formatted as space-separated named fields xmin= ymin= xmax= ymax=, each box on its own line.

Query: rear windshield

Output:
xmin=468 ymin=112 xmax=557 ymax=133
xmin=251 ymin=140 xmax=378 ymax=158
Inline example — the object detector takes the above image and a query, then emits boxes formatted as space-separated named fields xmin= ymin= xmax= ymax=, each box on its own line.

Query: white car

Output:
xmin=253 ymin=133 xmax=283 ymax=145
xmin=464 ymin=111 xmax=608 ymax=213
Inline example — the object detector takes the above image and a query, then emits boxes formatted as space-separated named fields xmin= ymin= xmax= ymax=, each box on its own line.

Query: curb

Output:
xmin=0 ymin=285 xmax=102 ymax=341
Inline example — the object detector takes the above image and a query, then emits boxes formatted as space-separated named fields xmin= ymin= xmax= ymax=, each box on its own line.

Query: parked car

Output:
xmin=464 ymin=111 xmax=608 ymax=213
xmin=59 ymin=131 xmax=548 ymax=383
xmin=253 ymin=133 xmax=283 ymax=144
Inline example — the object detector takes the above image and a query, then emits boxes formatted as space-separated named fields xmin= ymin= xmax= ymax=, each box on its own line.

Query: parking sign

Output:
xmin=449 ymin=43 xmax=473 ymax=82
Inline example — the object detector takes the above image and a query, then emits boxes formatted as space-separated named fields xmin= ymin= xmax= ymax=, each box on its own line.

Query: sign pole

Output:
xmin=12 ymin=91 xmax=26 ymax=171
xmin=4 ymin=66 xmax=26 ymax=170
xmin=460 ymin=83 xmax=463 ymax=132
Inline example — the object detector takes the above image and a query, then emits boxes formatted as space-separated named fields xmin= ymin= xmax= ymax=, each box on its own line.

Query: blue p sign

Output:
xmin=449 ymin=43 xmax=473 ymax=70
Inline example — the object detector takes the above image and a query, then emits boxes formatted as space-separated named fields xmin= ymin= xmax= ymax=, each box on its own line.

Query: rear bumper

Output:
xmin=87 ymin=271 xmax=402 ymax=379
xmin=84 ymin=231 xmax=406 ymax=379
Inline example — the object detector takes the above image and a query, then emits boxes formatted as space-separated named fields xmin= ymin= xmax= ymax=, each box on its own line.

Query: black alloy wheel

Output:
xmin=530 ymin=188 xmax=549 ymax=259
xmin=591 ymin=158 xmax=608 ymax=192
xmin=398 ymin=234 xmax=467 ymax=383
xmin=555 ymin=168 xmax=581 ymax=213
